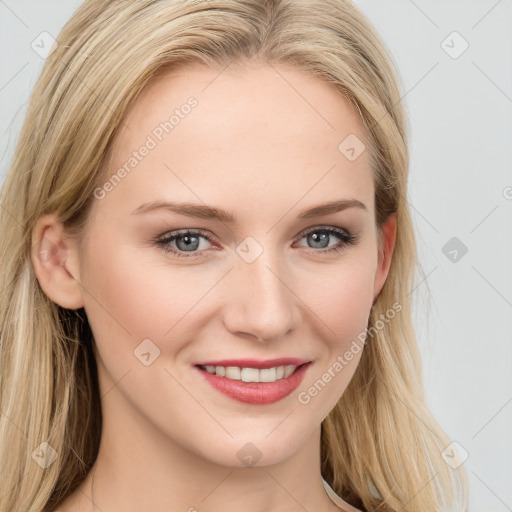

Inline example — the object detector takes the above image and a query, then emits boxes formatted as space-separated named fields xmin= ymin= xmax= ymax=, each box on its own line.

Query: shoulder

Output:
xmin=322 ymin=477 xmax=365 ymax=512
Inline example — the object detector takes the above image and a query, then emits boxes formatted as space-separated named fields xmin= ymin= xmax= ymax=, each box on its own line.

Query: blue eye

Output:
xmin=155 ymin=229 xmax=213 ymax=258
xmin=154 ymin=226 xmax=358 ymax=259
xmin=295 ymin=226 xmax=358 ymax=254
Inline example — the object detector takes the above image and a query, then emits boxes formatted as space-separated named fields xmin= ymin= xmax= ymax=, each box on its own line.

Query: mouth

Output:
xmin=193 ymin=358 xmax=312 ymax=404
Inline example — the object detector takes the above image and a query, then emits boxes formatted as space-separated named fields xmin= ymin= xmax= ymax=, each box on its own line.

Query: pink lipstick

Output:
xmin=193 ymin=358 xmax=311 ymax=405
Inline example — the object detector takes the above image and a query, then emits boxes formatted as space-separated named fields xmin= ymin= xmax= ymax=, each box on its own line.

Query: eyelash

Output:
xmin=153 ymin=226 xmax=359 ymax=259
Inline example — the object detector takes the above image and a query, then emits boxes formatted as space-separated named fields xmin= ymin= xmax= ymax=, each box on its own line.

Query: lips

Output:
xmin=193 ymin=358 xmax=312 ymax=404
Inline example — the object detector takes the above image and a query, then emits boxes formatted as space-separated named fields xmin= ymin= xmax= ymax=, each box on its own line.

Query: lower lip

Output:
xmin=195 ymin=363 xmax=311 ymax=405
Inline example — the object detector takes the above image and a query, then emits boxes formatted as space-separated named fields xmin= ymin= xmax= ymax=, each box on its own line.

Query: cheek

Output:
xmin=294 ymin=259 xmax=374 ymax=417
xmin=79 ymin=236 xmax=180 ymax=368
xmin=299 ymin=255 xmax=376 ymax=344
xmin=81 ymin=233 xmax=203 ymax=337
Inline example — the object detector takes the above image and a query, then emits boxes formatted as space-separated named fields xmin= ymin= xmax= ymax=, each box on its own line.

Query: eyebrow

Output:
xmin=131 ymin=198 xmax=366 ymax=223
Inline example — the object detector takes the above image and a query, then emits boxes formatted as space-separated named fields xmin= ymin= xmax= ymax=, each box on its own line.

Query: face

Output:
xmin=59 ymin=61 xmax=394 ymax=467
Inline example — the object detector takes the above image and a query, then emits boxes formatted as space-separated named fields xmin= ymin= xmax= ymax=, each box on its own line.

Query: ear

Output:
xmin=372 ymin=212 xmax=397 ymax=303
xmin=30 ymin=213 xmax=85 ymax=309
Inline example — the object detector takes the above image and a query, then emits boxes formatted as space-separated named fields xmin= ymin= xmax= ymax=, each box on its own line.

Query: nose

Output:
xmin=222 ymin=250 xmax=300 ymax=343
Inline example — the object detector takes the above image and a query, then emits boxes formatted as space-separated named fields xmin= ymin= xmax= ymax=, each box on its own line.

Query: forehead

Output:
xmin=98 ymin=61 xmax=375 ymax=223
xmin=122 ymin=60 xmax=368 ymax=142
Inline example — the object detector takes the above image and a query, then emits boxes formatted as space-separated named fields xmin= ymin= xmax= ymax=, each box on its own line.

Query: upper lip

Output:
xmin=194 ymin=358 xmax=310 ymax=369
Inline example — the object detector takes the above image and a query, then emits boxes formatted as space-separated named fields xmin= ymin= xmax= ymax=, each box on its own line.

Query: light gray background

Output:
xmin=1 ymin=1 xmax=511 ymax=510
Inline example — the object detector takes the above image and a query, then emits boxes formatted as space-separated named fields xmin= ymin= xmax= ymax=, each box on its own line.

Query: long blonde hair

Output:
xmin=0 ymin=1 xmax=469 ymax=510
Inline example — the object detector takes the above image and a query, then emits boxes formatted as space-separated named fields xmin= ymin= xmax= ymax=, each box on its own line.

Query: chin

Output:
xmin=192 ymin=424 xmax=311 ymax=469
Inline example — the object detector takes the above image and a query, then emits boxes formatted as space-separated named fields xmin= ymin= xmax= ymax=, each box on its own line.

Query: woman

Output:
xmin=0 ymin=0 xmax=469 ymax=510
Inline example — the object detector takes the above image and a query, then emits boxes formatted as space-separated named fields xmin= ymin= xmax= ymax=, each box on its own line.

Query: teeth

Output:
xmin=283 ymin=365 xmax=296 ymax=378
xmin=225 ymin=366 xmax=241 ymax=380
xmin=202 ymin=364 xmax=301 ymax=382
xmin=241 ymin=367 xmax=259 ymax=382
xmin=259 ymin=367 xmax=276 ymax=382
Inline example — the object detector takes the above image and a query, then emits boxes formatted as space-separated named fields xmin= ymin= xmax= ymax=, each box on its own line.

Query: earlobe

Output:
xmin=30 ymin=214 xmax=85 ymax=310
xmin=372 ymin=213 xmax=397 ymax=303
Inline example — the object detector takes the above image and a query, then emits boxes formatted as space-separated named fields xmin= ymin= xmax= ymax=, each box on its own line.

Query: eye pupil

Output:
xmin=308 ymin=232 xmax=329 ymax=249
xmin=176 ymin=235 xmax=199 ymax=251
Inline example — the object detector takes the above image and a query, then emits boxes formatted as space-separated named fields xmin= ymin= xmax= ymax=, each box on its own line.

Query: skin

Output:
xmin=31 ymin=61 xmax=396 ymax=512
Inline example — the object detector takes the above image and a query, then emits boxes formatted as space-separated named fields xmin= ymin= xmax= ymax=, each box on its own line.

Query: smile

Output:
xmin=194 ymin=358 xmax=312 ymax=405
